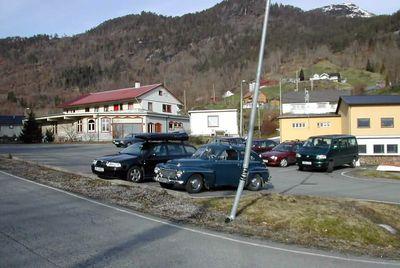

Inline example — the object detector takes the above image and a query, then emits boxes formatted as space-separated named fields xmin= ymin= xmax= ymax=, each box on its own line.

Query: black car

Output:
xmin=92 ymin=133 xmax=197 ymax=182
xmin=112 ymin=133 xmax=143 ymax=147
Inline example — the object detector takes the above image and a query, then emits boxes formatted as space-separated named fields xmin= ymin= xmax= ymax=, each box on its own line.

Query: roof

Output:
xmin=278 ymin=113 xmax=341 ymax=119
xmin=60 ymin=84 xmax=163 ymax=108
xmin=282 ymin=89 xmax=351 ymax=104
xmin=188 ymin=109 xmax=237 ymax=113
xmin=0 ymin=115 xmax=24 ymax=125
xmin=336 ymin=95 xmax=400 ymax=113
xmin=308 ymin=135 xmax=356 ymax=139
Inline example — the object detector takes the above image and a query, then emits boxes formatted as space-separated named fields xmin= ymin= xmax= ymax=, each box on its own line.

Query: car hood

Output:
xmin=298 ymin=147 xmax=328 ymax=156
xmin=96 ymin=153 xmax=139 ymax=162
xmin=261 ymin=151 xmax=290 ymax=158
xmin=161 ymin=158 xmax=209 ymax=168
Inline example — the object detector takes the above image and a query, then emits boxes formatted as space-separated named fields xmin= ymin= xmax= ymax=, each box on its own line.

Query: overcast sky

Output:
xmin=0 ymin=0 xmax=399 ymax=38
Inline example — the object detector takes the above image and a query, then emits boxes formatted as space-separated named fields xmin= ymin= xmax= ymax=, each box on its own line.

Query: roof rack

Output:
xmin=135 ymin=132 xmax=189 ymax=141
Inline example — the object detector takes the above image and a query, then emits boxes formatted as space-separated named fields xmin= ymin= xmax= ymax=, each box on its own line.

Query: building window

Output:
xmin=159 ymin=90 xmax=163 ymax=96
xmin=94 ymin=107 xmax=99 ymax=112
xmin=317 ymin=122 xmax=331 ymax=128
xmin=358 ymin=145 xmax=367 ymax=154
xmin=381 ymin=118 xmax=394 ymax=128
xmin=104 ymin=105 xmax=109 ymax=112
xmin=292 ymin=122 xmax=306 ymax=128
xmin=85 ymin=107 xmax=90 ymax=112
xmin=162 ymin=104 xmax=172 ymax=113
xmin=208 ymin=116 xmax=219 ymax=127
xmin=101 ymin=118 xmax=111 ymax=132
xmin=128 ymin=103 xmax=134 ymax=110
xmin=387 ymin=144 xmax=398 ymax=154
xmin=88 ymin=119 xmax=96 ymax=132
xmin=113 ymin=104 xmax=119 ymax=111
xmin=373 ymin=144 xmax=384 ymax=154
xmin=119 ymin=104 xmax=123 ymax=110
xmin=148 ymin=102 xmax=153 ymax=111
xmin=148 ymin=123 xmax=154 ymax=133
xmin=77 ymin=120 xmax=83 ymax=133
xmin=169 ymin=122 xmax=174 ymax=130
xmin=357 ymin=118 xmax=370 ymax=128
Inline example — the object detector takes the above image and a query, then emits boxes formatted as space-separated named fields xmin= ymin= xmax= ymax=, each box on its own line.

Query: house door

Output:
xmin=155 ymin=123 xmax=162 ymax=133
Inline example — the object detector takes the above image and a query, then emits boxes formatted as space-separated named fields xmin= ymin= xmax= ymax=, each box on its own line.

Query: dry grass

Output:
xmin=352 ymin=169 xmax=400 ymax=181
xmin=1 ymin=157 xmax=399 ymax=259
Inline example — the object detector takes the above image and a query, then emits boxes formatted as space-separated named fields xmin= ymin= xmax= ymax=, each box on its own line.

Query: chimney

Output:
xmin=134 ymin=82 xmax=141 ymax=88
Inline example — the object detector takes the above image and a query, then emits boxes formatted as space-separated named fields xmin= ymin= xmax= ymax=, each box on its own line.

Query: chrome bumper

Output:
xmin=154 ymin=174 xmax=184 ymax=185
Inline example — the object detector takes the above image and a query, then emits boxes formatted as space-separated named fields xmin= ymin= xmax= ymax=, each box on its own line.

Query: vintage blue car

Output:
xmin=154 ymin=143 xmax=270 ymax=193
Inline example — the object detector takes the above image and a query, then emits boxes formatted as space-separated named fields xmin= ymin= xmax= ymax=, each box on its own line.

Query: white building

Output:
xmin=37 ymin=83 xmax=190 ymax=141
xmin=188 ymin=109 xmax=238 ymax=136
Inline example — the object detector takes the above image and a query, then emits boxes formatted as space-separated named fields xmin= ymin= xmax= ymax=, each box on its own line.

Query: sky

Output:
xmin=0 ymin=0 xmax=399 ymax=38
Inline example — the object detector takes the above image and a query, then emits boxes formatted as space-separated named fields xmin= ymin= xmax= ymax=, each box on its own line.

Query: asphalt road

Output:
xmin=1 ymin=171 xmax=399 ymax=268
xmin=1 ymin=144 xmax=399 ymax=203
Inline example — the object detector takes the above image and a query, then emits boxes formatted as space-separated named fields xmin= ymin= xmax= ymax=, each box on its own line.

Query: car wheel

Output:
xmin=185 ymin=174 xmax=204 ymax=194
xmin=159 ymin=182 xmax=174 ymax=189
xmin=298 ymin=165 xmax=304 ymax=171
xmin=280 ymin=158 xmax=288 ymax=167
xmin=127 ymin=166 xmax=143 ymax=182
xmin=247 ymin=174 xmax=263 ymax=191
xmin=326 ymin=161 xmax=334 ymax=173
xmin=349 ymin=158 xmax=357 ymax=168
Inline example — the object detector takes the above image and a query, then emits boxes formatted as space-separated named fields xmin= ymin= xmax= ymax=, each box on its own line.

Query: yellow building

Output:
xmin=279 ymin=95 xmax=400 ymax=156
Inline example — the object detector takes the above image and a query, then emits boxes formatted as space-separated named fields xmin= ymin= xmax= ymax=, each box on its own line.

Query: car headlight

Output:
xmin=296 ymin=153 xmax=301 ymax=158
xmin=92 ymin=160 xmax=98 ymax=165
xmin=176 ymin=170 xmax=183 ymax=178
xmin=106 ymin=162 xmax=122 ymax=168
xmin=154 ymin=167 xmax=160 ymax=174
xmin=271 ymin=156 xmax=278 ymax=160
xmin=316 ymin=155 xmax=327 ymax=160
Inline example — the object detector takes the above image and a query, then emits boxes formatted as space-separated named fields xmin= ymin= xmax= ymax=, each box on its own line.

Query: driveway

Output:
xmin=1 ymin=143 xmax=400 ymax=203
xmin=1 ymin=172 xmax=398 ymax=267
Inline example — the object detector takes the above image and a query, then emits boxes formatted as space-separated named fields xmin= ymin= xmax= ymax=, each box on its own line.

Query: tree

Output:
xmin=366 ymin=59 xmax=374 ymax=72
xmin=44 ymin=129 xmax=55 ymax=142
xmin=299 ymin=69 xmax=305 ymax=81
xmin=19 ymin=111 xmax=42 ymax=143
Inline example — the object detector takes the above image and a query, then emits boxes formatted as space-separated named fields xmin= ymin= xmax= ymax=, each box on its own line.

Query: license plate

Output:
xmin=302 ymin=161 xmax=312 ymax=165
xmin=95 ymin=167 xmax=104 ymax=172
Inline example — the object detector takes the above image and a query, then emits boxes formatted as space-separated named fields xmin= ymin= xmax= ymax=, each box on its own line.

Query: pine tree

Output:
xmin=19 ymin=111 xmax=43 ymax=143
xmin=299 ymin=69 xmax=305 ymax=81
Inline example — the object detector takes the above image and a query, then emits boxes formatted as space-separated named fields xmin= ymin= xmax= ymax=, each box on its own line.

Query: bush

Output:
xmin=45 ymin=129 xmax=55 ymax=143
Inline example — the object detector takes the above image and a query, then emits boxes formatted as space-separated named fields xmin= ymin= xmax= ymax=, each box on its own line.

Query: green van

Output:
xmin=296 ymin=135 xmax=359 ymax=172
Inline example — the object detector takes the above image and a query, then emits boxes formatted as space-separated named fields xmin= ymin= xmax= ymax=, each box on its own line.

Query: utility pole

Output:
xmin=279 ymin=79 xmax=282 ymax=115
xmin=183 ymin=90 xmax=187 ymax=114
xmin=227 ymin=0 xmax=272 ymax=222
xmin=240 ymin=80 xmax=245 ymax=137
xmin=310 ymin=79 xmax=314 ymax=91
xmin=213 ymin=84 xmax=216 ymax=103
xmin=295 ymin=70 xmax=299 ymax=92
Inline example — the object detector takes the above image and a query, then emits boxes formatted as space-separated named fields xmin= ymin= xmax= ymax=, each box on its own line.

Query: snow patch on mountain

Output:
xmin=319 ymin=2 xmax=374 ymax=18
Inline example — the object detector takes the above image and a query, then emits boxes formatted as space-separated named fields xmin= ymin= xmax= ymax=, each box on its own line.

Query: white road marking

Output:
xmin=1 ymin=170 xmax=399 ymax=266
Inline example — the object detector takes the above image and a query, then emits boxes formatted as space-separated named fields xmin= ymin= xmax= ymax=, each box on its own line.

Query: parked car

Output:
xmin=210 ymin=137 xmax=246 ymax=146
xmin=112 ymin=133 xmax=143 ymax=147
xmin=296 ymin=135 xmax=358 ymax=172
xmin=92 ymin=133 xmax=197 ymax=182
xmin=252 ymin=139 xmax=278 ymax=154
xmin=154 ymin=143 xmax=270 ymax=193
xmin=260 ymin=141 xmax=304 ymax=167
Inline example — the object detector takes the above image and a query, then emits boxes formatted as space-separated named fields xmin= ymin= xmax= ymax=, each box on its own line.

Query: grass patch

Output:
xmin=351 ymin=168 xmax=400 ymax=181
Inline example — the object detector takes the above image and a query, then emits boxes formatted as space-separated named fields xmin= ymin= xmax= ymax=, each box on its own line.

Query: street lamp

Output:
xmin=240 ymin=80 xmax=246 ymax=137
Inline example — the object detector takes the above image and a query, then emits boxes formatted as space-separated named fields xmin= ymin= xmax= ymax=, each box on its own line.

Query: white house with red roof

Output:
xmin=37 ymin=83 xmax=189 ymax=142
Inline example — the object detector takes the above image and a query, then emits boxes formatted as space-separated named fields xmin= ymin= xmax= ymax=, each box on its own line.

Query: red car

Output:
xmin=252 ymin=139 xmax=278 ymax=154
xmin=260 ymin=141 xmax=303 ymax=167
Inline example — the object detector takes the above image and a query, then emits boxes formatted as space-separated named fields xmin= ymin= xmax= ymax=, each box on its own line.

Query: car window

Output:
xmin=192 ymin=146 xmax=221 ymax=160
xmin=120 ymin=142 xmax=147 ymax=155
xmin=152 ymin=144 xmax=167 ymax=156
xmin=167 ymin=144 xmax=185 ymax=156
xmin=184 ymin=145 xmax=196 ymax=155
xmin=304 ymin=138 xmax=332 ymax=148
xmin=339 ymin=139 xmax=349 ymax=149
xmin=219 ymin=149 xmax=239 ymax=160
xmin=349 ymin=138 xmax=357 ymax=147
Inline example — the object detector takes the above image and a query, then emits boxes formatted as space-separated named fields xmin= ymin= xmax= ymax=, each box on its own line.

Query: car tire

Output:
xmin=326 ymin=161 xmax=334 ymax=173
xmin=247 ymin=174 xmax=263 ymax=191
xmin=159 ymin=182 xmax=174 ymax=189
xmin=349 ymin=158 xmax=357 ymax=168
xmin=280 ymin=158 xmax=288 ymax=167
xmin=185 ymin=174 xmax=204 ymax=194
xmin=298 ymin=165 xmax=304 ymax=171
xmin=127 ymin=166 xmax=143 ymax=183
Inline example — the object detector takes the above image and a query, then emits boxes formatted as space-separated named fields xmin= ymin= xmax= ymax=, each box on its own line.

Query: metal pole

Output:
xmin=279 ymin=79 xmax=282 ymax=115
xmin=240 ymin=80 xmax=245 ymax=137
xmin=226 ymin=0 xmax=272 ymax=222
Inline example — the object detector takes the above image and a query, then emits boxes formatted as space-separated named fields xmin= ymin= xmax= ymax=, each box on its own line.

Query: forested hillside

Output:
xmin=0 ymin=0 xmax=399 ymax=115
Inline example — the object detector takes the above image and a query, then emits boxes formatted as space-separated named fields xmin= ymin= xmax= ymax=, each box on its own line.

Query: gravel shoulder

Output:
xmin=1 ymin=156 xmax=399 ymax=259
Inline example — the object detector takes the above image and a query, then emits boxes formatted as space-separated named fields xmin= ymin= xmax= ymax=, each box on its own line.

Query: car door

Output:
xmin=213 ymin=149 xmax=241 ymax=187
xmin=144 ymin=143 xmax=168 ymax=178
xmin=287 ymin=145 xmax=298 ymax=164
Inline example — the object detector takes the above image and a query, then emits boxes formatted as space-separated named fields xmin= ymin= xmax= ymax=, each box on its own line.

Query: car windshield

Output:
xmin=273 ymin=144 xmax=292 ymax=152
xmin=304 ymin=138 xmax=332 ymax=148
xmin=192 ymin=146 xmax=222 ymax=160
xmin=120 ymin=142 xmax=150 ymax=155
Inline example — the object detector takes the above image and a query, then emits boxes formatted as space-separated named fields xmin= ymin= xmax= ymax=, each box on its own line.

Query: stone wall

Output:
xmin=360 ymin=156 xmax=400 ymax=166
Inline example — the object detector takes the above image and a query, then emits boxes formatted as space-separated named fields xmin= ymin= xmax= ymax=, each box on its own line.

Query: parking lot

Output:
xmin=1 ymin=143 xmax=399 ymax=203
